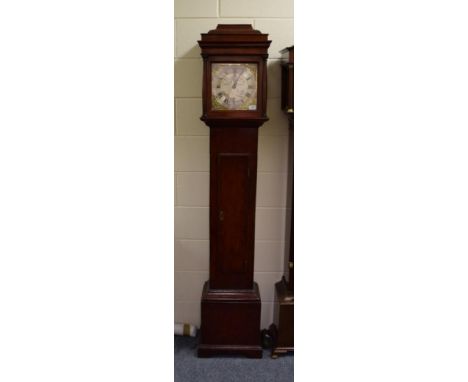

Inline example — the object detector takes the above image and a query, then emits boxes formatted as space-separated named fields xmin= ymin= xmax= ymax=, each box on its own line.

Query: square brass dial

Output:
xmin=211 ymin=63 xmax=258 ymax=111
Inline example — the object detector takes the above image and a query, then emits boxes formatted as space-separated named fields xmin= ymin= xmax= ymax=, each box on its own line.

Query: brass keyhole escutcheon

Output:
xmin=219 ymin=210 xmax=224 ymax=221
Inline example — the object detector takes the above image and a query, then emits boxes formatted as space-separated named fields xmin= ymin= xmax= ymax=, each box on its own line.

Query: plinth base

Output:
xmin=269 ymin=277 xmax=294 ymax=358
xmin=198 ymin=281 xmax=262 ymax=358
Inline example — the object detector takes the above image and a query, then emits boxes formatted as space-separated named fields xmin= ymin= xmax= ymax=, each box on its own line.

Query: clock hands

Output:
xmin=232 ymin=70 xmax=244 ymax=89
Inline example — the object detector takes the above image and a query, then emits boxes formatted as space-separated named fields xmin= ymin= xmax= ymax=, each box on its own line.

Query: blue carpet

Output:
xmin=174 ymin=335 xmax=294 ymax=382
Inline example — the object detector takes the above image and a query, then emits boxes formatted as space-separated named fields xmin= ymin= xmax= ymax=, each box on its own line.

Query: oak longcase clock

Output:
xmin=197 ymin=24 xmax=271 ymax=358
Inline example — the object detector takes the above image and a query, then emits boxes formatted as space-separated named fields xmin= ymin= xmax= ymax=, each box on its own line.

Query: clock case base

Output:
xmin=269 ymin=278 xmax=294 ymax=358
xmin=198 ymin=281 xmax=262 ymax=358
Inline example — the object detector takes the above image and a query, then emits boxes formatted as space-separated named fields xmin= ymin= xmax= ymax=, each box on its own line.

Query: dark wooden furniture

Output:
xmin=197 ymin=25 xmax=271 ymax=358
xmin=270 ymin=46 xmax=294 ymax=358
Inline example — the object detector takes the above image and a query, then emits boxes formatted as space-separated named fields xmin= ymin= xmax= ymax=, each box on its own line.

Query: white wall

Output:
xmin=174 ymin=0 xmax=294 ymax=330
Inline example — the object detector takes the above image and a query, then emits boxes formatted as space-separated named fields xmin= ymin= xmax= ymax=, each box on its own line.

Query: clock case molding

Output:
xmin=197 ymin=24 xmax=271 ymax=358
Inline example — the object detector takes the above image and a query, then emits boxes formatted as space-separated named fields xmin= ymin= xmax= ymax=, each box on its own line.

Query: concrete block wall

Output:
xmin=174 ymin=0 xmax=294 ymax=330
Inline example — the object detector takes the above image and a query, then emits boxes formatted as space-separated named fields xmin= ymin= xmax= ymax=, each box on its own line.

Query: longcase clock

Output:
xmin=197 ymin=24 xmax=271 ymax=358
xmin=270 ymin=45 xmax=294 ymax=358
